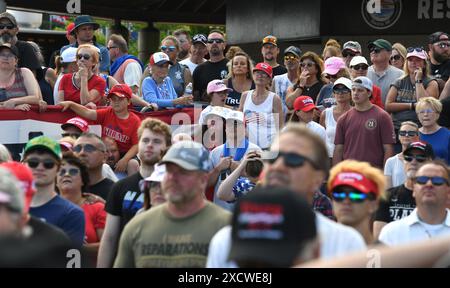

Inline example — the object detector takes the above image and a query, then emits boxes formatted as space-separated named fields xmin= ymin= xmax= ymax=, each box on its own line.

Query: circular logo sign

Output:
xmin=361 ymin=0 xmax=402 ymax=30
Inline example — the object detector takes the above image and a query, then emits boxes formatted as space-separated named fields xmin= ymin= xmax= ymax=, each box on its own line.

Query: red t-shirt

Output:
xmin=96 ymin=107 xmax=141 ymax=153
xmin=59 ymin=73 xmax=106 ymax=104
xmin=334 ymin=105 xmax=395 ymax=168
xmin=371 ymin=84 xmax=384 ymax=109
xmin=82 ymin=202 xmax=106 ymax=244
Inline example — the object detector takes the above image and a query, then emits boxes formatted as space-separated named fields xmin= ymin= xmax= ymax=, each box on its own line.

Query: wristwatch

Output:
xmin=415 ymin=79 xmax=423 ymax=84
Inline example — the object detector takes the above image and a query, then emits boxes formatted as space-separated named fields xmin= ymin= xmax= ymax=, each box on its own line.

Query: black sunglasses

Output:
xmin=265 ymin=151 xmax=318 ymax=169
xmin=77 ymin=53 xmax=91 ymax=60
xmin=342 ymin=51 xmax=356 ymax=58
xmin=73 ymin=143 xmax=104 ymax=153
xmin=414 ymin=176 xmax=449 ymax=186
xmin=331 ymin=190 xmax=370 ymax=203
xmin=407 ymin=47 xmax=424 ymax=53
xmin=333 ymin=87 xmax=351 ymax=94
xmin=0 ymin=24 xmax=15 ymax=30
xmin=25 ymin=158 xmax=57 ymax=169
xmin=404 ymin=154 xmax=427 ymax=163
xmin=352 ymin=64 xmax=368 ymax=71
xmin=370 ymin=47 xmax=382 ymax=54
xmin=59 ymin=168 xmax=80 ymax=177
xmin=390 ymin=55 xmax=402 ymax=61
xmin=207 ymin=38 xmax=224 ymax=44
xmin=398 ymin=130 xmax=418 ymax=137
xmin=325 ymin=74 xmax=338 ymax=80
xmin=61 ymin=132 xmax=81 ymax=139
xmin=107 ymin=46 xmax=118 ymax=51
xmin=300 ymin=62 xmax=315 ymax=68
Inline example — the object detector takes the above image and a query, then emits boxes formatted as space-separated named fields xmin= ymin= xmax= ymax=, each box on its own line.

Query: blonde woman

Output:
xmin=223 ymin=51 xmax=255 ymax=108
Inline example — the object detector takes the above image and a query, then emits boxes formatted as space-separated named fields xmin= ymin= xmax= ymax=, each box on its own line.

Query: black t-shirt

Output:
xmin=226 ymin=79 xmax=255 ymax=108
xmin=89 ymin=177 xmax=115 ymax=201
xmin=272 ymin=65 xmax=287 ymax=77
xmin=302 ymin=81 xmax=324 ymax=103
xmin=15 ymin=40 xmax=41 ymax=72
xmin=0 ymin=216 xmax=74 ymax=268
xmin=105 ymin=172 xmax=143 ymax=232
xmin=193 ymin=59 xmax=229 ymax=102
xmin=430 ymin=59 xmax=450 ymax=81
xmin=439 ymin=97 xmax=450 ymax=128
xmin=374 ymin=185 xmax=416 ymax=223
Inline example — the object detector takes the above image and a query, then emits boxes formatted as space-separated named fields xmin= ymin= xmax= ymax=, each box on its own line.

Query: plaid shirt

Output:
xmin=313 ymin=190 xmax=335 ymax=220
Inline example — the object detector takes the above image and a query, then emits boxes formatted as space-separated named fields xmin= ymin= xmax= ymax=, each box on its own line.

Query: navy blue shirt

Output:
xmin=30 ymin=195 xmax=85 ymax=247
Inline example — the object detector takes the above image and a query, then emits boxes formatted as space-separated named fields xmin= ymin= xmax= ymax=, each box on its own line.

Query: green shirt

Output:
xmin=114 ymin=201 xmax=231 ymax=268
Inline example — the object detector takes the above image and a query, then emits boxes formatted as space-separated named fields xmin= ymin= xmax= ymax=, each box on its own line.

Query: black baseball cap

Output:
xmin=429 ymin=31 xmax=450 ymax=44
xmin=404 ymin=141 xmax=435 ymax=159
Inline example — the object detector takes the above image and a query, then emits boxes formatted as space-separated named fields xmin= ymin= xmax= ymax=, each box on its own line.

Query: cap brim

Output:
xmin=253 ymin=68 xmax=272 ymax=78
xmin=159 ymin=158 xmax=199 ymax=171
xmin=71 ymin=23 xmax=100 ymax=34
xmin=300 ymin=105 xmax=317 ymax=112
xmin=332 ymin=183 xmax=371 ymax=194
xmin=24 ymin=145 xmax=61 ymax=160
xmin=210 ymin=87 xmax=233 ymax=94
xmin=193 ymin=41 xmax=207 ymax=46
xmin=154 ymin=60 xmax=173 ymax=66
xmin=61 ymin=123 xmax=82 ymax=131
xmin=229 ymin=241 xmax=300 ymax=267
xmin=107 ymin=92 xmax=129 ymax=99
xmin=323 ymin=68 xmax=340 ymax=75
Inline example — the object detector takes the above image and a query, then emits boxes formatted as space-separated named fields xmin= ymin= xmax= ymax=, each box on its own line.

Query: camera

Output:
xmin=245 ymin=157 xmax=263 ymax=178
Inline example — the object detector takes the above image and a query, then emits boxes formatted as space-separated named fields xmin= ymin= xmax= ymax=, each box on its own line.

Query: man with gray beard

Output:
xmin=97 ymin=118 xmax=172 ymax=267
xmin=0 ymin=12 xmax=40 ymax=74
xmin=373 ymin=141 xmax=435 ymax=239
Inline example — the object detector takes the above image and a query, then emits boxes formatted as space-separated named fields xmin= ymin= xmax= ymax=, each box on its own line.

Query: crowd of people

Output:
xmin=0 ymin=11 xmax=450 ymax=268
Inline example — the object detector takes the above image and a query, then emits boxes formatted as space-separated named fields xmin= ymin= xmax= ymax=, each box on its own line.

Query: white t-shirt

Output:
xmin=206 ymin=212 xmax=367 ymax=267
xmin=123 ymin=61 xmax=143 ymax=89
xmin=272 ymin=73 xmax=292 ymax=116
xmin=306 ymin=121 xmax=327 ymax=145
xmin=324 ymin=107 xmax=337 ymax=157
xmin=379 ymin=209 xmax=450 ymax=246
xmin=384 ymin=154 xmax=406 ymax=187
xmin=179 ymin=58 xmax=205 ymax=75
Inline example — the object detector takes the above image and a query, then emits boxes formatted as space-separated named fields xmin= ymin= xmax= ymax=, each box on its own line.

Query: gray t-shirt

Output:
xmin=367 ymin=65 xmax=403 ymax=105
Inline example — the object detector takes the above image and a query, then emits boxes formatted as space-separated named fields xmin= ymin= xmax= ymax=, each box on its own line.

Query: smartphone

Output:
xmin=28 ymin=131 xmax=43 ymax=140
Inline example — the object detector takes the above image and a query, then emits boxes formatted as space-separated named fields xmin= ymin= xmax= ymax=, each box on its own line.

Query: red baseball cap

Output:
xmin=293 ymin=96 xmax=317 ymax=112
xmin=108 ymin=84 xmax=132 ymax=99
xmin=253 ymin=62 xmax=273 ymax=78
xmin=330 ymin=171 xmax=379 ymax=196
xmin=61 ymin=117 xmax=89 ymax=133
xmin=0 ymin=161 xmax=36 ymax=213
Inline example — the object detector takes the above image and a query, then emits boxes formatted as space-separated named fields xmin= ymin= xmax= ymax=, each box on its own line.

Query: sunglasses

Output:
xmin=207 ymin=38 xmax=224 ymax=44
xmin=333 ymin=87 xmax=351 ymax=94
xmin=342 ymin=51 xmax=356 ymax=58
xmin=352 ymin=64 xmax=368 ymax=71
xmin=0 ymin=52 xmax=15 ymax=59
xmin=107 ymin=46 xmax=118 ymax=51
xmin=284 ymin=55 xmax=298 ymax=61
xmin=77 ymin=53 xmax=91 ymax=60
xmin=398 ymin=130 xmax=418 ymax=137
xmin=265 ymin=151 xmax=318 ymax=169
xmin=390 ymin=55 xmax=402 ymax=61
xmin=0 ymin=24 xmax=15 ymax=30
xmin=418 ymin=108 xmax=435 ymax=114
xmin=300 ymin=62 xmax=315 ymax=68
xmin=61 ymin=132 xmax=81 ymax=139
xmin=73 ymin=143 xmax=104 ymax=153
xmin=370 ymin=47 xmax=382 ymax=54
xmin=407 ymin=47 xmax=424 ymax=53
xmin=161 ymin=45 xmax=176 ymax=52
xmin=332 ymin=190 xmax=370 ymax=203
xmin=404 ymin=154 xmax=427 ymax=163
xmin=59 ymin=168 xmax=80 ymax=177
xmin=415 ymin=176 xmax=449 ymax=186
xmin=325 ymin=74 xmax=338 ymax=80
xmin=435 ymin=42 xmax=450 ymax=49
xmin=25 ymin=158 xmax=57 ymax=169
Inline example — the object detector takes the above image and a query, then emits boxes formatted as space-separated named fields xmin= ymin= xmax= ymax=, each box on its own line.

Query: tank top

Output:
xmin=242 ymin=90 xmax=276 ymax=149
xmin=2 ymin=68 xmax=28 ymax=101
xmin=324 ymin=107 xmax=337 ymax=157
xmin=169 ymin=63 xmax=186 ymax=97
xmin=226 ymin=79 xmax=255 ymax=108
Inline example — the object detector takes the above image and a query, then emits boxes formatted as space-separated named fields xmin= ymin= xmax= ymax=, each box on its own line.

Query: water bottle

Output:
xmin=185 ymin=82 xmax=193 ymax=95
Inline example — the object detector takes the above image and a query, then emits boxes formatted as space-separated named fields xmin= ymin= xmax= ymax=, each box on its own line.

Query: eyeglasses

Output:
xmin=61 ymin=132 xmax=81 ymax=139
xmin=300 ymin=62 xmax=315 ymax=68
xmin=434 ymin=42 xmax=450 ymax=49
xmin=333 ymin=87 xmax=351 ymax=94
xmin=352 ymin=64 xmax=368 ymax=71
xmin=0 ymin=52 xmax=15 ymax=59
xmin=398 ymin=130 xmax=418 ymax=137
xmin=207 ymin=38 xmax=224 ymax=44
xmin=390 ymin=55 xmax=402 ymax=61
xmin=370 ymin=47 xmax=382 ymax=54
xmin=0 ymin=24 xmax=15 ymax=30
xmin=415 ymin=176 xmax=449 ymax=186
xmin=325 ymin=74 xmax=338 ymax=80
xmin=342 ymin=51 xmax=356 ymax=58
xmin=265 ymin=151 xmax=318 ymax=169
xmin=24 ymin=158 xmax=57 ymax=169
xmin=161 ymin=45 xmax=176 ymax=52
xmin=407 ymin=47 xmax=424 ymax=53
xmin=73 ymin=143 xmax=104 ymax=153
xmin=331 ymin=190 xmax=369 ymax=203
xmin=58 ymin=168 xmax=80 ymax=177
xmin=77 ymin=53 xmax=91 ymax=60
xmin=418 ymin=108 xmax=435 ymax=114
xmin=284 ymin=55 xmax=298 ymax=61
xmin=404 ymin=154 xmax=427 ymax=163
xmin=107 ymin=46 xmax=118 ymax=50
